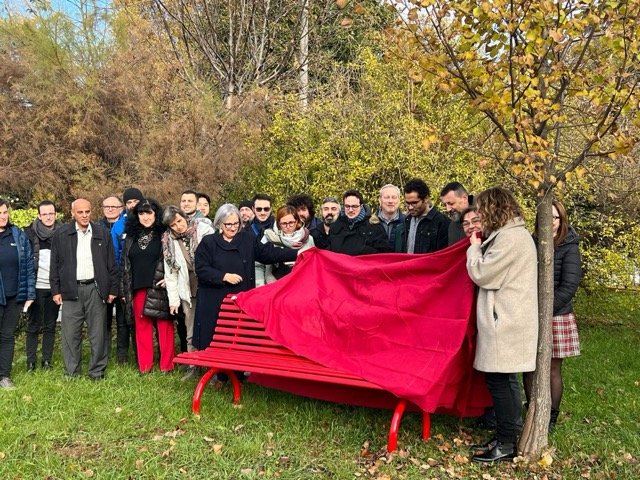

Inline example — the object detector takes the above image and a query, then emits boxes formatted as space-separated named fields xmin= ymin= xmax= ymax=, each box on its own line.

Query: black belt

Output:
xmin=77 ymin=279 xmax=95 ymax=285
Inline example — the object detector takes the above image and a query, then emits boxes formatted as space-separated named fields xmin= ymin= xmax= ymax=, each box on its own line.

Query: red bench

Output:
xmin=174 ymin=295 xmax=431 ymax=452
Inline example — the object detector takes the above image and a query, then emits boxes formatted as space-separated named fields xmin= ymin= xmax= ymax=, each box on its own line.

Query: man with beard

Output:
xmin=287 ymin=194 xmax=321 ymax=230
xmin=398 ymin=178 xmax=449 ymax=254
xmin=239 ymin=200 xmax=255 ymax=230
xmin=439 ymin=182 xmax=474 ymax=245
xmin=24 ymin=201 xmax=61 ymax=371
xmin=250 ymin=194 xmax=275 ymax=286
xmin=310 ymin=197 xmax=341 ymax=249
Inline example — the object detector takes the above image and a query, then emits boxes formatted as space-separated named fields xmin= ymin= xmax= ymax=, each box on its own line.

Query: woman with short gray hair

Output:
xmin=193 ymin=203 xmax=299 ymax=355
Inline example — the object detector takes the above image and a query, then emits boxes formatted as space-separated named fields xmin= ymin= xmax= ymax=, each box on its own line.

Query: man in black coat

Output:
xmin=50 ymin=198 xmax=118 ymax=379
xmin=397 ymin=179 xmax=450 ymax=254
xmin=327 ymin=190 xmax=391 ymax=256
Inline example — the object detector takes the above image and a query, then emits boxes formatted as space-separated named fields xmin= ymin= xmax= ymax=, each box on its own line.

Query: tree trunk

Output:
xmin=519 ymin=189 xmax=554 ymax=459
xmin=298 ymin=0 xmax=309 ymax=110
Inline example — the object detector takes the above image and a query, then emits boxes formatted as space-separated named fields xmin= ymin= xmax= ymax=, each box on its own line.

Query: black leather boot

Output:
xmin=472 ymin=441 xmax=516 ymax=463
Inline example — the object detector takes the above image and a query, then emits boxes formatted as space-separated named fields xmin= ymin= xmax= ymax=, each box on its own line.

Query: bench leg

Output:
xmin=228 ymin=370 xmax=242 ymax=404
xmin=387 ymin=399 xmax=407 ymax=452
xmin=422 ymin=411 xmax=431 ymax=440
xmin=192 ymin=368 xmax=218 ymax=415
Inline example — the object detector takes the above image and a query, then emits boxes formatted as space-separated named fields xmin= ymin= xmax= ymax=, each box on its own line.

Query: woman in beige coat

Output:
xmin=466 ymin=187 xmax=538 ymax=463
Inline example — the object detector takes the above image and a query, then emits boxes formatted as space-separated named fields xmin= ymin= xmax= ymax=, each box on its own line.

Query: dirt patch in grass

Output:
xmin=53 ymin=441 xmax=103 ymax=460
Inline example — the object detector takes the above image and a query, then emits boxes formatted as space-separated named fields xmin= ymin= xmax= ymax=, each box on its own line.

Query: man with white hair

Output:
xmin=376 ymin=184 xmax=405 ymax=250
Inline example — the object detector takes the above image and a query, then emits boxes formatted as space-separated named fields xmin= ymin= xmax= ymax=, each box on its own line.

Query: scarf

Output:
xmin=263 ymin=225 xmax=310 ymax=249
xmin=33 ymin=219 xmax=58 ymax=241
xmin=343 ymin=206 xmax=368 ymax=230
xmin=162 ymin=219 xmax=199 ymax=272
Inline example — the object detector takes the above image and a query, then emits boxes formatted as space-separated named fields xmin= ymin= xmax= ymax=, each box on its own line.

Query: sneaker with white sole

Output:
xmin=0 ymin=377 xmax=16 ymax=390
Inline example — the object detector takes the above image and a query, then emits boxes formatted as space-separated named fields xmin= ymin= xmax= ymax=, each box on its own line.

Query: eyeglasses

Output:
xmin=405 ymin=200 xmax=422 ymax=207
xmin=102 ymin=205 xmax=122 ymax=209
xmin=462 ymin=218 xmax=482 ymax=227
xmin=255 ymin=207 xmax=271 ymax=212
xmin=279 ymin=221 xmax=297 ymax=228
xmin=222 ymin=222 xmax=240 ymax=229
xmin=344 ymin=204 xmax=361 ymax=210
xmin=39 ymin=213 xmax=56 ymax=217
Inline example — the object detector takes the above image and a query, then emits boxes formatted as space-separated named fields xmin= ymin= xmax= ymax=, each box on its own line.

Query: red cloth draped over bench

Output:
xmin=235 ymin=240 xmax=492 ymax=416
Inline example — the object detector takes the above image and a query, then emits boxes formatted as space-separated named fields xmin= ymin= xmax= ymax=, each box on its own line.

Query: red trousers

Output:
xmin=133 ymin=289 xmax=174 ymax=373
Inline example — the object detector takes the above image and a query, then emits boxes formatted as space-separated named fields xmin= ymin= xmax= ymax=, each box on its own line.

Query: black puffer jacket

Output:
xmin=121 ymin=237 xmax=171 ymax=326
xmin=554 ymin=226 xmax=582 ymax=315
xmin=327 ymin=207 xmax=391 ymax=256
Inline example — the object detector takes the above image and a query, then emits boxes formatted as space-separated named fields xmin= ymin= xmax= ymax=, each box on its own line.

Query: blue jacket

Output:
xmin=0 ymin=225 xmax=36 ymax=305
xmin=110 ymin=212 xmax=127 ymax=267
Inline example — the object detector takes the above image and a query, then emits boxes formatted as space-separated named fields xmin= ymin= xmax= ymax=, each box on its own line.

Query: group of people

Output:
xmin=0 ymin=179 xmax=582 ymax=464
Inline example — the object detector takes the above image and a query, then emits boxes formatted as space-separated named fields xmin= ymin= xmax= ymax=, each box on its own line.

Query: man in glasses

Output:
xmin=440 ymin=182 xmax=475 ymax=245
xmin=24 ymin=200 xmax=61 ymax=372
xmin=99 ymin=196 xmax=123 ymax=231
xmin=326 ymin=190 xmax=391 ymax=256
xmin=398 ymin=178 xmax=449 ymax=254
xmin=108 ymin=188 xmax=143 ymax=363
xmin=250 ymin=194 xmax=275 ymax=286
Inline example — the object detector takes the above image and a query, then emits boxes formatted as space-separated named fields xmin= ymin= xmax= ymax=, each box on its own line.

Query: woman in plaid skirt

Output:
xmin=525 ymin=200 xmax=582 ymax=432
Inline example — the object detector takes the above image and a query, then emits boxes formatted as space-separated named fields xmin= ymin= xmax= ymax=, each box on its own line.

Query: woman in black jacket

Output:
xmin=121 ymin=199 xmax=174 ymax=373
xmin=525 ymin=199 xmax=582 ymax=431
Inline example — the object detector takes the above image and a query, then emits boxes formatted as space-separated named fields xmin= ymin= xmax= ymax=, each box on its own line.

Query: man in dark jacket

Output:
xmin=24 ymin=200 xmax=61 ymax=371
xmin=0 ymin=199 xmax=35 ymax=389
xmin=377 ymin=184 xmax=406 ymax=250
xmin=50 ymin=198 xmax=118 ymax=379
xmin=440 ymin=182 xmax=474 ymax=245
xmin=327 ymin=190 xmax=391 ymax=256
xmin=397 ymin=179 xmax=450 ymax=254
xmin=99 ymin=194 xmax=132 ymax=364
xmin=287 ymin=194 xmax=321 ymax=231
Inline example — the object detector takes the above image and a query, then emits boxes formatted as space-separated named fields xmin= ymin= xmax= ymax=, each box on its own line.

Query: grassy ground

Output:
xmin=1 ymin=290 xmax=638 ymax=479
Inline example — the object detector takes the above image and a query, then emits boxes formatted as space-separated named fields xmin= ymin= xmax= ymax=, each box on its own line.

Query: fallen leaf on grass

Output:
xmin=135 ymin=459 xmax=144 ymax=469
xmin=212 ymin=444 xmax=223 ymax=454
xmin=139 ymin=446 xmax=149 ymax=453
xmin=240 ymin=468 xmax=253 ymax=475
xmin=234 ymin=424 xmax=245 ymax=433
xmin=360 ymin=440 xmax=371 ymax=457
xmin=0 ymin=452 xmax=5 ymax=460
xmin=426 ymin=457 xmax=438 ymax=466
xmin=22 ymin=395 xmax=32 ymax=402
xmin=232 ymin=404 xmax=244 ymax=409
xmin=203 ymin=436 xmax=215 ymax=443
xmin=538 ymin=452 xmax=553 ymax=467
xmin=164 ymin=428 xmax=184 ymax=438
xmin=397 ymin=449 xmax=408 ymax=459
xmin=115 ymin=407 xmax=122 ymax=413
xmin=152 ymin=435 xmax=163 ymax=441
xmin=481 ymin=473 xmax=495 ymax=480
xmin=453 ymin=454 xmax=469 ymax=464
xmin=83 ymin=469 xmax=94 ymax=477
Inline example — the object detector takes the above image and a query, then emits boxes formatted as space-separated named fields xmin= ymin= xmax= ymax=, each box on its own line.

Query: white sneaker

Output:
xmin=0 ymin=377 xmax=16 ymax=390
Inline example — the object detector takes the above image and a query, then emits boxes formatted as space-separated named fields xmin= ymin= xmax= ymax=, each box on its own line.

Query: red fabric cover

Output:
xmin=235 ymin=240 xmax=492 ymax=416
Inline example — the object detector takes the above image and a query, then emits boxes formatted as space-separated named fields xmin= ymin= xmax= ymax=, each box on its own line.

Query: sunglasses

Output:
xmin=255 ymin=207 xmax=271 ymax=212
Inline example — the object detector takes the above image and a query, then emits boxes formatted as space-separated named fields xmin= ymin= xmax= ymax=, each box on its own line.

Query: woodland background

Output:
xmin=1 ymin=0 xmax=638 ymax=288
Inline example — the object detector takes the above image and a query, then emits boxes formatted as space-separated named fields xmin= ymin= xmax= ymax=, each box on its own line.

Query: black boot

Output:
xmin=549 ymin=409 xmax=560 ymax=433
xmin=27 ymin=362 xmax=36 ymax=372
xmin=472 ymin=441 xmax=516 ymax=463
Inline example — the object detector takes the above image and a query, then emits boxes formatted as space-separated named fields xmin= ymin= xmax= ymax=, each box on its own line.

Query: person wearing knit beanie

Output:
xmin=122 ymin=188 xmax=144 ymax=211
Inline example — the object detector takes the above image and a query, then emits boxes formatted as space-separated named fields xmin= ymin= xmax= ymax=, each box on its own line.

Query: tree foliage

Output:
xmin=232 ymin=48 xmax=490 ymax=208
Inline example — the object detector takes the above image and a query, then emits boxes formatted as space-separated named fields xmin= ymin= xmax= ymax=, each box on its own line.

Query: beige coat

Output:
xmin=466 ymin=218 xmax=538 ymax=373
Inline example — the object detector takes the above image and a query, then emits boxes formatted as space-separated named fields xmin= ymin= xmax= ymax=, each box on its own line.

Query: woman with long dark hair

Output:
xmin=121 ymin=199 xmax=174 ymax=373
xmin=466 ymin=187 xmax=538 ymax=463
xmin=525 ymin=199 xmax=582 ymax=432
